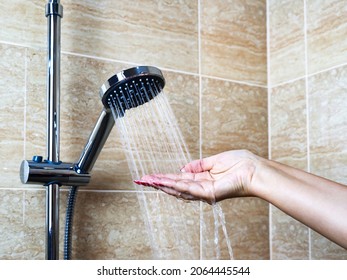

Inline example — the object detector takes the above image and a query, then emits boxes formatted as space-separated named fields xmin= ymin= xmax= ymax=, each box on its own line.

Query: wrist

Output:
xmin=247 ymin=156 xmax=272 ymax=198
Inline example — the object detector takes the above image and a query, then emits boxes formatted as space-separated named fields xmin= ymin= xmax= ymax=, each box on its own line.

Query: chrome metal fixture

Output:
xmin=20 ymin=0 xmax=165 ymax=260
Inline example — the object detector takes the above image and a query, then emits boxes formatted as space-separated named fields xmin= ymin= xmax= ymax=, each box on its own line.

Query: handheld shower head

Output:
xmin=75 ymin=66 xmax=165 ymax=174
xmin=100 ymin=66 xmax=165 ymax=117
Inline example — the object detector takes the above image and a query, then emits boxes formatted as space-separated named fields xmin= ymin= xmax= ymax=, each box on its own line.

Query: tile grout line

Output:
xmin=198 ymin=0 xmax=203 ymax=261
xmin=0 ymin=41 xmax=269 ymax=89
xmin=5 ymin=39 xmax=346 ymax=91
xmin=271 ymin=61 xmax=347 ymax=88
xmin=201 ymin=74 xmax=268 ymax=88
xmin=0 ymin=40 xmax=35 ymax=50
xmin=303 ymin=0 xmax=312 ymax=260
xmin=22 ymin=47 xmax=28 ymax=225
xmin=1 ymin=39 xmax=346 ymax=90
xmin=266 ymin=0 xmax=273 ymax=260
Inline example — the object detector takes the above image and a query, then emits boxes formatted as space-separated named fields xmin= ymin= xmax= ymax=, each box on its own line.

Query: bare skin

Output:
xmin=134 ymin=150 xmax=347 ymax=249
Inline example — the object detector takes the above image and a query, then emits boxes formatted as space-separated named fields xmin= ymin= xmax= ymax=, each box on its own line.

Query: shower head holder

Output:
xmin=20 ymin=66 xmax=165 ymax=187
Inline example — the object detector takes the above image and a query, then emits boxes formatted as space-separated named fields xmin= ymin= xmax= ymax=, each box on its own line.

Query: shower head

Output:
xmin=100 ymin=66 xmax=165 ymax=117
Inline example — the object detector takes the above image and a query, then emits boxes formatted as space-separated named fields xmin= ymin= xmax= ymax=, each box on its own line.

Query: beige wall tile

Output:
xmin=143 ymin=193 xmax=200 ymax=259
xmin=271 ymin=207 xmax=309 ymax=259
xmin=202 ymin=198 xmax=269 ymax=260
xmin=164 ymin=71 xmax=200 ymax=161
xmin=271 ymin=79 xmax=307 ymax=170
xmin=202 ymin=78 xmax=268 ymax=157
xmin=67 ymin=191 xmax=152 ymax=259
xmin=0 ymin=0 xmax=198 ymax=72
xmin=0 ymin=0 xmax=45 ymax=48
xmin=309 ymin=65 xmax=347 ymax=259
xmin=69 ymin=191 xmax=200 ymax=259
xmin=307 ymin=0 xmax=347 ymax=74
xmin=62 ymin=0 xmax=198 ymax=72
xmin=0 ymin=189 xmax=46 ymax=260
xmin=0 ymin=44 xmax=25 ymax=188
xmin=270 ymin=79 xmax=310 ymax=259
xmin=309 ymin=66 xmax=347 ymax=185
xmin=0 ymin=190 xmax=25 ymax=259
xmin=23 ymin=190 xmax=46 ymax=259
xmin=269 ymin=0 xmax=305 ymax=85
xmin=311 ymin=231 xmax=347 ymax=260
xmin=25 ymin=49 xmax=46 ymax=159
xmin=201 ymin=0 xmax=267 ymax=85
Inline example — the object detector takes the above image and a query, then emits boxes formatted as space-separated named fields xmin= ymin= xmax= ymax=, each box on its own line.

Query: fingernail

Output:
xmin=180 ymin=167 xmax=186 ymax=173
xmin=133 ymin=180 xmax=148 ymax=186
xmin=152 ymin=181 xmax=163 ymax=187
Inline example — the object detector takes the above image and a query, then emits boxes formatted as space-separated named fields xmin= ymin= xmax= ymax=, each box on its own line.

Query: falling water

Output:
xmin=109 ymin=80 xmax=233 ymax=259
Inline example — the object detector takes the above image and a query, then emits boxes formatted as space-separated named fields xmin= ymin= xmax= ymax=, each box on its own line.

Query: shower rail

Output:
xmin=45 ymin=0 xmax=63 ymax=260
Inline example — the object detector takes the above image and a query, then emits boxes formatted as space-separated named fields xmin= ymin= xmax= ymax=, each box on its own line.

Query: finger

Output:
xmin=134 ymin=178 xmax=198 ymax=200
xmin=134 ymin=176 xmax=214 ymax=203
xmin=153 ymin=185 xmax=198 ymax=201
xmin=181 ymin=155 xmax=218 ymax=173
xmin=151 ymin=176 xmax=214 ymax=201
xmin=137 ymin=175 xmax=199 ymax=196
xmin=152 ymin=172 xmax=212 ymax=182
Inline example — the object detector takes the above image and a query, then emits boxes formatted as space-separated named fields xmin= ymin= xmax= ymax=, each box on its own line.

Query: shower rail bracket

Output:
xmin=20 ymin=158 xmax=90 ymax=187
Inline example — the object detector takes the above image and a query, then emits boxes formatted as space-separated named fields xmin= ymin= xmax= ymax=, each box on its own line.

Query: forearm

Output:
xmin=251 ymin=158 xmax=347 ymax=249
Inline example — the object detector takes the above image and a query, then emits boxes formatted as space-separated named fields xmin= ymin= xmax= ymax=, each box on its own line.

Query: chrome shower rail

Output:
xmin=45 ymin=0 xmax=63 ymax=260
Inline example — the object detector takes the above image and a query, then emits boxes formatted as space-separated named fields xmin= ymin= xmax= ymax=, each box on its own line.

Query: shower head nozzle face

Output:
xmin=100 ymin=66 xmax=165 ymax=117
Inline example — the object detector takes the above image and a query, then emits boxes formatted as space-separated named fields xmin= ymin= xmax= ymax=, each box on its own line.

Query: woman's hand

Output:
xmin=134 ymin=150 xmax=260 ymax=204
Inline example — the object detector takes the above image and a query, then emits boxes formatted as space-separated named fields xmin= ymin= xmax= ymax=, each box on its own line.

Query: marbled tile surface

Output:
xmin=202 ymin=198 xmax=269 ymax=260
xmin=309 ymin=65 xmax=347 ymax=259
xmin=269 ymin=0 xmax=305 ymax=85
xmin=69 ymin=191 xmax=200 ymax=259
xmin=271 ymin=79 xmax=307 ymax=170
xmin=271 ymin=207 xmax=309 ymax=259
xmin=0 ymin=189 xmax=50 ymax=260
xmin=270 ymin=79 xmax=310 ymax=259
xmin=309 ymin=66 xmax=347 ymax=185
xmin=201 ymin=77 xmax=268 ymax=158
xmin=0 ymin=190 xmax=25 ymax=259
xmin=142 ymin=192 xmax=200 ymax=259
xmin=0 ymin=0 xmax=45 ymax=48
xmin=68 ymin=191 xmax=153 ymax=259
xmin=311 ymin=231 xmax=347 ymax=260
xmin=201 ymin=0 xmax=267 ymax=85
xmin=307 ymin=0 xmax=347 ymax=74
xmin=25 ymin=49 xmax=46 ymax=160
xmin=0 ymin=44 xmax=25 ymax=188
xmin=0 ymin=0 xmax=198 ymax=73
xmin=163 ymin=71 xmax=200 ymax=161
xmin=63 ymin=0 xmax=199 ymax=72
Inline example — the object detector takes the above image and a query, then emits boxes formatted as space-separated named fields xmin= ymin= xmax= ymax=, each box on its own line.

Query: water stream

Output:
xmin=109 ymin=85 xmax=233 ymax=259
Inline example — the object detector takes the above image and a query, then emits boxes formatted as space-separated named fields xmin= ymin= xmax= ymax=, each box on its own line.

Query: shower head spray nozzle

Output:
xmin=100 ymin=66 xmax=165 ymax=117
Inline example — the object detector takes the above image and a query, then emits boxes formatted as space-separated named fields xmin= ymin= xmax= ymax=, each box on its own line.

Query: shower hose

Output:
xmin=64 ymin=185 xmax=78 ymax=260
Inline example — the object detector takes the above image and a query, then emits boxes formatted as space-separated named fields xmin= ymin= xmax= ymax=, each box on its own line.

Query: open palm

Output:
xmin=135 ymin=150 xmax=258 ymax=204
